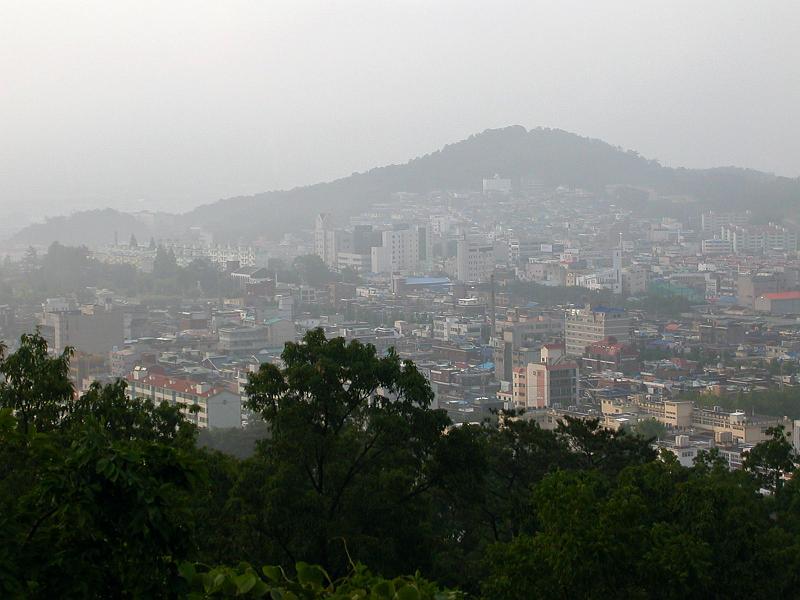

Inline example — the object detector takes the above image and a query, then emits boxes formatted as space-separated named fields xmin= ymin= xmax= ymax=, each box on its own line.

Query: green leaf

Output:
xmin=235 ymin=572 xmax=258 ymax=595
xmin=251 ymin=580 xmax=269 ymax=597
xmin=262 ymin=565 xmax=283 ymax=582
xmin=177 ymin=561 xmax=196 ymax=583
xmin=295 ymin=562 xmax=325 ymax=590
xmin=396 ymin=584 xmax=420 ymax=600
xmin=371 ymin=580 xmax=395 ymax=598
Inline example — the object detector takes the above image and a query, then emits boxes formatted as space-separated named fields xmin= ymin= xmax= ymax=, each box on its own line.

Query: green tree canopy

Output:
xmin=241 ymin=328 xmax=449 ymax=576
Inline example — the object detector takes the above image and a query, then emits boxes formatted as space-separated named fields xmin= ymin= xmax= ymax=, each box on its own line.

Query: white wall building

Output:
xmin=456 ymin=235 xmax=494 ymax=282
xmin=370 ymin=226 xmax=428 ymax=274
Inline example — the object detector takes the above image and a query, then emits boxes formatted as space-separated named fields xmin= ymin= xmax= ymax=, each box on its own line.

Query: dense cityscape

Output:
xmin=3 ymin=179 xmax=800 ymax=460
xmin=3 ymin=157 xmax=800 ymax=596
xmin=3 ymin=2 xmax=800 ymax=597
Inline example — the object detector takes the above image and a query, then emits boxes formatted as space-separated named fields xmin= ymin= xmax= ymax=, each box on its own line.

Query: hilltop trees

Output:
xmin=240 ymin=329 xmax=449 ymax=576
xmin=0 ymin=333 xmax=203 ymax=596
xmin=743 ymin=425 xmax=798 ymax=493
xmin=0 ymin=329 xmax=800 ymax=597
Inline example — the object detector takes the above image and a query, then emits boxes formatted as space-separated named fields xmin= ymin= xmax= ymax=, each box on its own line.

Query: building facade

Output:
xmin=565 ymin=306 xmax=632 ymax=357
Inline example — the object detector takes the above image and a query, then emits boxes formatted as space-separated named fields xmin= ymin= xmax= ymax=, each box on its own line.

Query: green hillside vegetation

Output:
xmin=1 ymin=330 xmax=799 ymax=598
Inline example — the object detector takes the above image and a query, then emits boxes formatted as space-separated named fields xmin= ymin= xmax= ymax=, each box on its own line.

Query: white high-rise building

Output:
xmin=456 ymin=235 xmax=494 ymax=283
xmin=370 ymin=225 xmax=428 ymax=274
xmin=314 ymin=213 xmax=338 ymax=267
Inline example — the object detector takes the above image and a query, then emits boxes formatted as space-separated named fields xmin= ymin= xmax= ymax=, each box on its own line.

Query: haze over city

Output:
xmin=4 ymin=3 xmax=800 ymax=598
xmin=1 ymin=0 xmax=798 ymax=223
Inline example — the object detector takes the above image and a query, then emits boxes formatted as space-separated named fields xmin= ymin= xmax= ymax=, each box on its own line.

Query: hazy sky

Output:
xmin=1 ymin=1 xmax=798 ymax=223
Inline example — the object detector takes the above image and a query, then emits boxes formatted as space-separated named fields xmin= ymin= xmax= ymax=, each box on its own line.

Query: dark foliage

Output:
xmin=1 ymin=330 xmax=799 ymax=598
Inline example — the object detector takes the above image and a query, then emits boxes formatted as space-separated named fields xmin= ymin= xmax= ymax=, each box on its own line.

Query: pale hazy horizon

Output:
xmin=1 ymin=1 xmax=798 ymax=225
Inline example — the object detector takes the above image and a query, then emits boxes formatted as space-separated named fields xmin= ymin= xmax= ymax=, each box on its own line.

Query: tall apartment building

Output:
xmin=456 ymin=235 xmax=494 ymax=282
xmin=334 ymin=224 xmax=380 ymax=272
xmin=565 ymin=305 xmax=632 ymax=357
xmin=314 ymin=213 xmax=338 ymax=267
xmin=492 ymin=312 xmax=562 ymax=384
xmin=370 ymin=225 xmax=429 ymax=274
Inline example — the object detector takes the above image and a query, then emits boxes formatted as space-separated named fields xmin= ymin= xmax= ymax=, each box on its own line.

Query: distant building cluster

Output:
xmin=3 ymin=175 xmax=799 ymax=467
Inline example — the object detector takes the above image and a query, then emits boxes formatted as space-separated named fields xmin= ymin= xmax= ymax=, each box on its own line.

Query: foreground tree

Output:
xmin=0 ymin=333 xmax=205 ymax=596
xmin=743 ymin=425 xmax=797 ymax=494
xmin=0 ymin=331 xmax=73 ymax=433
xmin=3 ymin=331 xmax=800 ymax=597
xmin=241 ymin=329 xmax=450 ymax=576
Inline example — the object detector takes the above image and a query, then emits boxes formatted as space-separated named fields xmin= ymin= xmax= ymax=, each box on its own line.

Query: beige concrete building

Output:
xmin=565 ymin=306 xmax=632 ymax=357
xmin=41 ymin=304 xmax=124 ymax=355
xmin=600 ymin=395 xmax=788 ymax=444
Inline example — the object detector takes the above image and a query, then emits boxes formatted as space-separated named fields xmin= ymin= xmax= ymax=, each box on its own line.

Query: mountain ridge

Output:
xmin=8 ymin=126 xmax=800 ymax=247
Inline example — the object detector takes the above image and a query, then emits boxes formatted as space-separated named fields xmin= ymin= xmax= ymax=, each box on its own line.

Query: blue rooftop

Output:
xmin=404 ymin=277 xmax=451 ymax=286
xmin=594 ymin=306 xmax=625 ymax=314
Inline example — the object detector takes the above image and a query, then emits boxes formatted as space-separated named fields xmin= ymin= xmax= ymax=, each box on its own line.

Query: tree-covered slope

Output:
xmin=10 ymin=126 xmax=800 ymax=246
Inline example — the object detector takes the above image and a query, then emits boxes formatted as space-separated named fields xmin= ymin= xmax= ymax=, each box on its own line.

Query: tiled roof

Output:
xmin=762 ymin=291 xmax=800 ymax=300
xmin=127 ymin=373 xmax=224 ymax=397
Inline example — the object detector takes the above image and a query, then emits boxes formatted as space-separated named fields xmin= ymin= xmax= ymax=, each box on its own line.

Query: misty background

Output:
xmin=1 ymin=0 xmax=798 ymax=225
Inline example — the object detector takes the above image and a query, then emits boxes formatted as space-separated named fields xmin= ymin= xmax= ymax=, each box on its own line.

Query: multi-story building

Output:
xmin=492 ymin=312 xmax=562 ymax=384
xmin=701 ymin=210 xmax=751 ymax=236
xmin=336 ymin=252 xmax=372 ymax=272
xmin=263 ymin=317 xmax=296 ymax=348
xmin=600 ymin=396 xmax=790 ymax=444
xmin=456 ymin=235 xmax=494 ymax=282
xmin=737 ymin=273 xmax=781 ymax=308
xmin=508 ymin=238 xmax=541 ymax=266
xmin=565 ymin=305 xmax=632 ymax=357
xmin=582 ymin=336 xmax=639 ymax=374
xmin=432 ymin=316 xmax=485 ymax=342
xmin=755 ymin=291 xmax=800 ymax=315
xmin=520 ymin=261 xmax=567 ymax=285
xmin=314 ymin=213 xmax=338 ymax=267
xmin=621 ymin=264 xmax=649 ymax=295
xmin=126 ymin=367 xmax=241 ymax=429
xmin=701 ymin=237 xmax=734 ymax=255
xmin=482 ymin=175 xmax=512 ymax=195
xmin=520 ymin=344 xmax=579 ymax=410
xmin=40 ymin=303 xmax=124 ymax=356
xmin=721 ymin=223 xmax=798 ymax=254
xmin=370 ymin=225 xmax=429 ymax=274
xmin=218 ymin=326 xmax=270 ymax=355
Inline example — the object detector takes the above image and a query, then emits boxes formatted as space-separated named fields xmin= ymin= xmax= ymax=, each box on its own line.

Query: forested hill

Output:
xmin=10 ymin=126 xmax=800 ymax=246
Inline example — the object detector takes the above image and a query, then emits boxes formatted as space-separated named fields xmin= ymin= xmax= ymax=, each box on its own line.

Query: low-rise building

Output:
xmin=126 ymin=368 xmax=241 ymax=429
xmin=218 ymin=326 xmax=270 ymax=355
